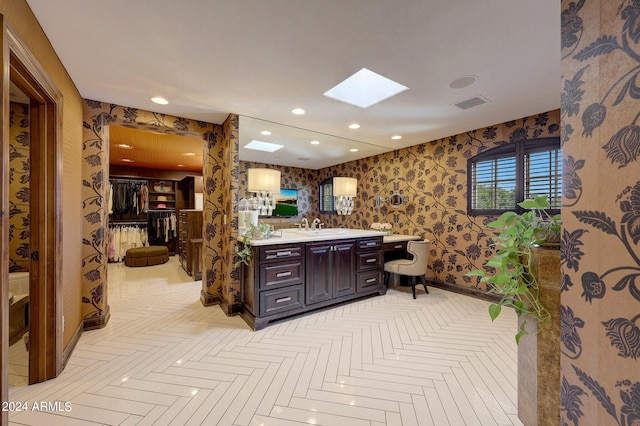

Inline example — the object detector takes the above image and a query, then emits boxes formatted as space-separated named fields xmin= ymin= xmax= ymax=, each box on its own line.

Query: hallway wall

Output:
xmin=0 ymin=0 xmax=85 ymax=352
xmin=560 ymin=0 xmax=640 ymax=423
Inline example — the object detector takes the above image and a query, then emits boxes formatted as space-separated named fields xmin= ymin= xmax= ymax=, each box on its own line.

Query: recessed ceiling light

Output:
xmin=449 ymin=75 xmax=477 ymax=89
xmin=244 ymin=140 xmax=284 ymax=153
xmin=349 ymin=123 xmax=360 ymax=129
xmin=184 ymin=152 xmax=197 ymax=156
xmin=177 ymin=164 xmax=184 ymax=167
xmin=122 ymin=158 xmax=133 ymax=162
xmin=116 ymin=143 xmax=132 ymax=149
xmin=391 ymin=135 xmax=402 ymax=140
xmin=260 ymin=130 xmax=272 ymax=136
xmin=310 ymin=140 xmax=320 ymax=145
xmin=151 ymin=97 xmax=169 ymax=105
xmin=291 ymin=108 xmax=305 ymax=115
xmin=350 ymin=148 xmax=359 ymax=152
xmin=324 ymin=68 xmax=408 ymax=109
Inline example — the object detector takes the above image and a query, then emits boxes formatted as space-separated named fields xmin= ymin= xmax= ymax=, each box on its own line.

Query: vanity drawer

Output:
xmin=259 ymin=261 xmax=304 ymax=290
xmin=259 ymin=285 xmax=304 ymax=317
xmin=357 ymin=251 xmax=383 ymax=271
xmin=260 ymin=244 xmax=303 ymax=263
xmin=357 ymin=270 xmax=383 ymax=291
xmin=358 ymin=237 xmax=383 ymax=251
xmin=383 ymin=241 xmax=407 ymax=252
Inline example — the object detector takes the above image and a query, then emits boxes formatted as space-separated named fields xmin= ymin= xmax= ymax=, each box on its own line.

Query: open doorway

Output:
xmin=1 ymin=25 xmax=63 ymax=404
xmin=7 ymin=83 xmax=31 ymax=387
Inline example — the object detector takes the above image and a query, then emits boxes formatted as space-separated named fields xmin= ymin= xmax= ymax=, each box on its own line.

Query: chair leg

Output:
xmin=411 ymin=276 xmax=416 ymax=299
xmin=421 ymin=275 xmax=429 ymax=294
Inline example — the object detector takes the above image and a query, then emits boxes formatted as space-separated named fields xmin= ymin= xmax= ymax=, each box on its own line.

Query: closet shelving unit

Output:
xmin=108 ymin=172 xmax=203 ymax=260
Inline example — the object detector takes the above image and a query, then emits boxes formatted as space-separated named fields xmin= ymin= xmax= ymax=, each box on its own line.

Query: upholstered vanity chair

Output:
xmin=384 ymin=240 xmax=430 ymax=299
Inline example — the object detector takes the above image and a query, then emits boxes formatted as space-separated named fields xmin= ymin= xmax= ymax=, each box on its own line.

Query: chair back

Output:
xmin=400 ymin=240 xmax=430 ymax=276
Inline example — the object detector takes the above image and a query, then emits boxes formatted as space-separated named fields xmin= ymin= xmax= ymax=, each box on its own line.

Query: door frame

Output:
xmin=1 ymin=17 xmax=63 ymax=414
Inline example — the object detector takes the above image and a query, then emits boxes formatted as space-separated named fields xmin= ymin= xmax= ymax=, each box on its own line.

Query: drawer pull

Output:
xmin=366 ymin=258 xmax=377 ymax=263
xmin=365 ymin=242 xmax=377 ymax=246
xmin=365 ymin=278 xmax=377 ymax=283
xmin=394 ymin=244 xmax=403 ymax=249
xmin=276 ymin=251 xmax=292 ymax=256
xmin=276 ymin=296 xmax=292 ymax=303
xmin=276 ymin=271 xmax=292 ymax=278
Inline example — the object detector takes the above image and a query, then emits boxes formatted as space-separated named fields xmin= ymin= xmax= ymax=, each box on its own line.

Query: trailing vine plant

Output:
xmin=467 ymin=195 xmax=561 ymax=343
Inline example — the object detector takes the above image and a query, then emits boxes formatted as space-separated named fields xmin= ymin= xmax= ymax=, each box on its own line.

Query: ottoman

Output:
xmin=124 ymin=246 xmax=169 ymax=267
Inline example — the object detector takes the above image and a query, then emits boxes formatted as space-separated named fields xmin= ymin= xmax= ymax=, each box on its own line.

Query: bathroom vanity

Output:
xmin=239 ymin=229 xmax=387 ymax=330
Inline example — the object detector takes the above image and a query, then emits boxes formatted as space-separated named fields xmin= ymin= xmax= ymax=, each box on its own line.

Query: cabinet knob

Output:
xmin=276 ymin=296 xmax=292 ymax=304
xmin=365 ymin=278 xmax=376 ymax=283
xmin=276 ymin=271 xmax=292 ymax=278
xmin=366 ymin=258 xmax=377 ymax=263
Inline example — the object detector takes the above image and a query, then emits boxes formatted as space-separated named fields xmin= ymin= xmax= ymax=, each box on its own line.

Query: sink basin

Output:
xmin=294 ymin=228 xmax=348 ymax=236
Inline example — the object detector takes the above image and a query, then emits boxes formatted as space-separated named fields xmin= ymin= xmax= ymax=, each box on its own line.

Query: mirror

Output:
xmin=389 ymin=193 xmax=405 ymax=207
xmin=239 ymin=116 xmax=389 ymax=170
xmin=375 ymin=193 xmax=408 ymax=208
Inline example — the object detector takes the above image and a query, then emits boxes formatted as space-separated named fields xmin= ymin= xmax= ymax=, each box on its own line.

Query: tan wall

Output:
xmin=560 ymin=1 xmax=640 ymax=423
xmin=0 ymin=0 xmax=85 ymax=348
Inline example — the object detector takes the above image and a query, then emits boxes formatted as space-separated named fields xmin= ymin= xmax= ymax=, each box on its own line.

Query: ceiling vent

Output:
xmin=454 ymin=95 xmax=490 ymax=110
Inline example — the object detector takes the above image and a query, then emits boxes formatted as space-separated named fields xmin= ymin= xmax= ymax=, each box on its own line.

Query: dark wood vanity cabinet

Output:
xmin=305 ymin=240 xmax=355 ymax=305
xmin=241 ymin=236 xmax=385 ymax=330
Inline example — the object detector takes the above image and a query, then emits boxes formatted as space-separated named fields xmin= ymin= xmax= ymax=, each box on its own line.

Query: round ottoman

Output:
xmin=124 ymin=246 xmax=169 ymax=267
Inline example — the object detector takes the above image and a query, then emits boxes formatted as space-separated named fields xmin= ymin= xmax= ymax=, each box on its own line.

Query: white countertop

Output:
xmin=239 ymin=228 xmax=386 ymax=246
xmin=383 ymin=234 xmax=422 ymax=243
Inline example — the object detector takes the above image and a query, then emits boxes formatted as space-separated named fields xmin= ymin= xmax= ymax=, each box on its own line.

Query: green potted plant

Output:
xmin=234 ymin=222 xmax=275 ymax=267
xmin=467 ymin=195 xmax=561 ymax=343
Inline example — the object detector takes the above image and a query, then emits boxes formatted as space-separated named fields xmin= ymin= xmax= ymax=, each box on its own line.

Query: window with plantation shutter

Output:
xmin=467 ymin=137 xmax=561 ymax=215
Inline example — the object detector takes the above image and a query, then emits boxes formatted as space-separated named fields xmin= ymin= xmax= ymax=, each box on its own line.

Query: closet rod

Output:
xmin=109 ymin=178 xmax=148 ymax=183
xmin=109 ymin=221 xmax=147 ymax=226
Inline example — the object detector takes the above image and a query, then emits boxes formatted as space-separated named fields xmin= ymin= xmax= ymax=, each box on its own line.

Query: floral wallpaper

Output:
xmin=315 ymin=112 xmax=560 ymax=294
xmin=203 ymin=114 xmax=238 ymax=310
xmin=9 ymin=102 xmax=30 ymax=273
xmin=560 ymin=0 xmax=640 ymax=424
xmin=81 ymin=100 xmax=217 ymax=326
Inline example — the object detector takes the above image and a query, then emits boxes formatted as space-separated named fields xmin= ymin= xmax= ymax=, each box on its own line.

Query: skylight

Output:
xmin=244 ymin=140 xmax=284 ymax=153
xmin=323 ymin=68 xmax=408 ymax=109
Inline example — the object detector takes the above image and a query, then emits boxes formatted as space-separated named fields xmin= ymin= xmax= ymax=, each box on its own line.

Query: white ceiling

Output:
xmin=26 ymin=0 xmax=560 ymax=169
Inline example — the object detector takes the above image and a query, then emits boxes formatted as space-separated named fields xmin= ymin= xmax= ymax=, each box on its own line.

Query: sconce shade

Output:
xmin=333 ymin=177 xmax=358 ymax=197
xmin=248 ymin=168 xmax=281 ymax=193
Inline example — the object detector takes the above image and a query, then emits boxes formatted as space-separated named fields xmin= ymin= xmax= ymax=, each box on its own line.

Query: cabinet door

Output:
xmin=332 ymin=241 xmax=356 ymax=298
xmin=306 ymin=243 xmax=333 ymax=305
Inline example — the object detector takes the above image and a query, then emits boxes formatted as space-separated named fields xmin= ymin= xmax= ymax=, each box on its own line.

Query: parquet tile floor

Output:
xmin=8 ymin=257 xmax=523 ymax=425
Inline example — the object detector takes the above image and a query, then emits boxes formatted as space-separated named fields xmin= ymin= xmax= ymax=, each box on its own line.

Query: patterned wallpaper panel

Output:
xmin=9 ymin=102 xmax=30 ymax=273
xmin=560 ymin=1 xmax=640 ymax=424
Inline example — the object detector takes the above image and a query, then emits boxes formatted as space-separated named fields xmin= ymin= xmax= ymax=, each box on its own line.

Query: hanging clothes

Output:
xmin=109 ymin=179 xmax=149 ymax=215
xmin=147 ymin=210 xmax=176 ymax=244
xmin=107 ymin=224 xmax=149 ymax=262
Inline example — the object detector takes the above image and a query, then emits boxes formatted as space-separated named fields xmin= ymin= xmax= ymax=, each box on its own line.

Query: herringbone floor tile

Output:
xmin=9 ymin=258 xmax=523 ymax=425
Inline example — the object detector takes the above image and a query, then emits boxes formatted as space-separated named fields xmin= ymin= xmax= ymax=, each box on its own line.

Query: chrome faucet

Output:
xmin=301 ymin=218 xmax=309 ymax=230
xmin=312 ymin=218 xmax=322 ymax=231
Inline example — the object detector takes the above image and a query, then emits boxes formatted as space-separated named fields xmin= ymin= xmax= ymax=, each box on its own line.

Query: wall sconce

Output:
xmin=333 ymin=177 xmax=357 ymax=215
xmin=248 ymin=168 xmax=281 ymax=215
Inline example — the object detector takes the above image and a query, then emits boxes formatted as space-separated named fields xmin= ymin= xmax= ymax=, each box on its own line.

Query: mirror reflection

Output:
xmin=239 ymin=115 xmax=389 ymax=170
